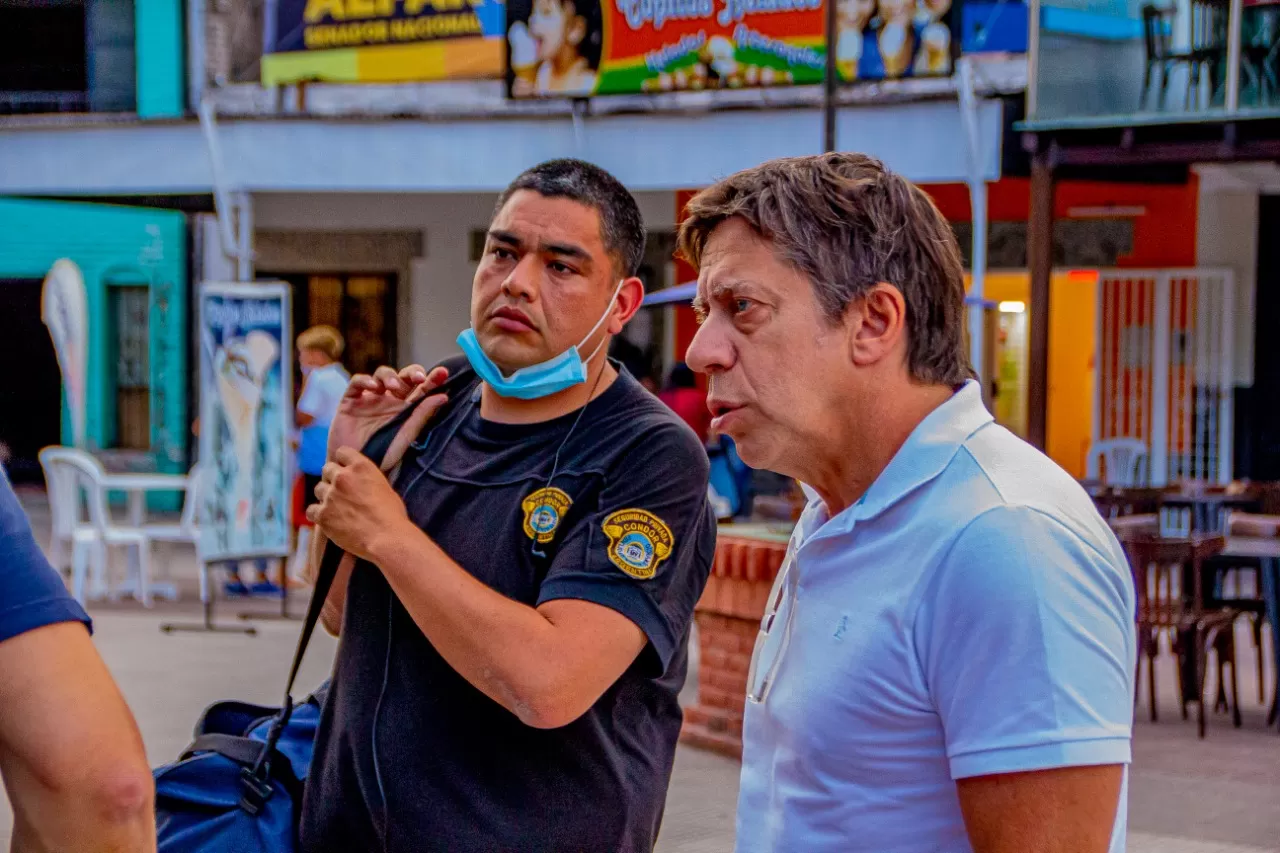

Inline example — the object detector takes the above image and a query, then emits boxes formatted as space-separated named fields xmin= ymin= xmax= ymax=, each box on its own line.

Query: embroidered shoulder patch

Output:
xmin=602 ymin=509 xmax=674 ymax=580
xmin=522 ymin=487 xmax=573 ymax=544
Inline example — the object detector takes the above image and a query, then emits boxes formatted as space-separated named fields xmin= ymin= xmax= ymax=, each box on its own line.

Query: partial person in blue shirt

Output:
xmin=0 ymin=465 xmax=155 ymax=851
xmin=681 ymin=153 xmax=1135 ymax=853
xmin=295 ymin=324 xmax=350 ymax=515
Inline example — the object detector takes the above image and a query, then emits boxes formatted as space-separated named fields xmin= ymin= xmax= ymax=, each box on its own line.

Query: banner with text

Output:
xmin=198 ymin=282 xmax=293 ymax=563
xmin=505 ymin=0 xmax=955 ymax=97
xmin=263 ymin=0 xmax=506 ymax=85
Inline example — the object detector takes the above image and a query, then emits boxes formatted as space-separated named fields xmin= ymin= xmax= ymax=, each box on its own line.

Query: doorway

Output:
xmin=263 ymin=272 xmax=398 ymax=385
xmin=1247 ymin=197 xmax=1280 ymax=480
xmin=0 ymin=279 xmax=61 ymax=482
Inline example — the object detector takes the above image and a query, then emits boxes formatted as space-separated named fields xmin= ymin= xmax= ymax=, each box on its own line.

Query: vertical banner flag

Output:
xmin=262 ymin=0 xmax=507 ymax=85
xmin=505 ymin=0 xmax=954 ymax=97
xmin=41 ymin=259 xmax=89 ymax=449
xmin=199 ymin=282 xmax=293 ymax=562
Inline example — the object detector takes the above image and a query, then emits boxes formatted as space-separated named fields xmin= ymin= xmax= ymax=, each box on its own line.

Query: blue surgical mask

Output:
xmin=457 ymin=281 xmax=623 ymax=400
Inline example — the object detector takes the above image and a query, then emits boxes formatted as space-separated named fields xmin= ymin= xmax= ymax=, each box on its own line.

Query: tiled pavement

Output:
xmin=6 ymin=490 xmax=1280 ymax=851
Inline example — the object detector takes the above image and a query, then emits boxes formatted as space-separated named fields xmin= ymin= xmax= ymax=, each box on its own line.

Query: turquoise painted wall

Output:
xmin=134 ymin=0 xmax=184 ymax=118
xmin=0 ymin=199 xmax=188 ymax=475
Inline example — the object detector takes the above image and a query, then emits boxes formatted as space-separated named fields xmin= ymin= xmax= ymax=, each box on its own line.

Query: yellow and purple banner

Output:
xmin=262 ymin=0 xmax=506 ymax=85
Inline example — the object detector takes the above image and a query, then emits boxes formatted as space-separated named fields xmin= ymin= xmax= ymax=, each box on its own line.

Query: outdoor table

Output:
xmin=102 ymin=471 xmax=189 ymax=602
xmin=681 ymin=522 xmax=792 ymax=759
xmin=1161 ymin=491 xmax=1259 ymax=535
xmin=1223 ymin=536 xmax=1280 ymax=730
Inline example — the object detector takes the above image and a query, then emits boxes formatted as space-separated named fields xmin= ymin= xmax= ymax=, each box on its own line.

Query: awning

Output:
xmin=0 ymin=99 xmax=1004 ymax=195
xmin=643 ymin=283 xmax=697 ymax=307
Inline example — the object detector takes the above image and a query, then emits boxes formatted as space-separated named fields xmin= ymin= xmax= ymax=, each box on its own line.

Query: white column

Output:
xmin=1151 ymin=275 xmax=1171 ymax=486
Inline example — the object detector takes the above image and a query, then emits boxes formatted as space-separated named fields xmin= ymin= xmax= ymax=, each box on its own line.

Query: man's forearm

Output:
xmin=0 ymin=624 xmax=155 ymax=853
xmin=4 ymin=745 xmax=155 ymax=853
xmin=367 ymin=522 xmax=580 ymax=727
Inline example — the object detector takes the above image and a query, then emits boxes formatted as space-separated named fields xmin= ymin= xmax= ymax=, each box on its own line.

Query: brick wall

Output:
xmin=680 ymin=534 xmax=789 ymax=758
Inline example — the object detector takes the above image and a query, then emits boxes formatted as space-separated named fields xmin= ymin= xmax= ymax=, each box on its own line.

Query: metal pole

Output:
xmin=234 ymin=191 xmax=253 ymax=283
xmin=1226 ymin=0 xmax=1243 ymax=111
xmin=1026 ymin=0 xmax=1041 ymax=118
xmin=823 ymin=0 xmax=838 ymax=153
xmin=197 ymin=98 xmax=244 ymax=274
xmin=957 ymin=58 xmax=988 ymax=384
xmin=1027 ymin=153 xmax=1056 ymax=451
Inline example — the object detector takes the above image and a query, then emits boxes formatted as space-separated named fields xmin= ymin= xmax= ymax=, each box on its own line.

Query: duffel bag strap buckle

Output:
xmin=238 ymin=767 xmax=274 ymax=816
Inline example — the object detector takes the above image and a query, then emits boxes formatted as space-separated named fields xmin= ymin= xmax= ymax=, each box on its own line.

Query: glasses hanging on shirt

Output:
xmin=746 ymin=552 xmax=799 ymax=705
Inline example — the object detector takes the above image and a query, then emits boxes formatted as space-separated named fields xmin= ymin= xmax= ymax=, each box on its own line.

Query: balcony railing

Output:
xmin=1027 ymin=0 xmax=1280 ymax=126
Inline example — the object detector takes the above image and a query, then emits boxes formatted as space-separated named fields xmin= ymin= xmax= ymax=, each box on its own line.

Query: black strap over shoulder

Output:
xmin=273 ymin=359 xmax=478 ymax=733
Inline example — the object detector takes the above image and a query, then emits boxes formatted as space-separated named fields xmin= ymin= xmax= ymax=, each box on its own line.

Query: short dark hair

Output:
xmin=677 ymin=153 xmax=973 ymax=387
xmin=495 ymin=159 xmax=646 ymax=280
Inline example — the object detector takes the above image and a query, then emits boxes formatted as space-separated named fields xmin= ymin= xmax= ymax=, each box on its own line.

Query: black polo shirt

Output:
xmin=299 ymin=362 xmax=716 ymax=853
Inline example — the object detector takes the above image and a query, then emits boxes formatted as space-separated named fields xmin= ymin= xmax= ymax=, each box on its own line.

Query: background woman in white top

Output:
xmin=290 ymin=325 xmax=349 ymax=584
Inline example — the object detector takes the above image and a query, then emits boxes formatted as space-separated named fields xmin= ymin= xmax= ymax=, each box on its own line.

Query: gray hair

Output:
xmin=677 ymin=153 xmax=974 ymax=387
xmin=495 ymin=159 xmax=647 ymax=280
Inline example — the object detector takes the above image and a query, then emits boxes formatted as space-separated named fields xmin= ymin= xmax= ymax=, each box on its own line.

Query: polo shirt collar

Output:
xmin=799 ymin=380 xmax=993 ymax=539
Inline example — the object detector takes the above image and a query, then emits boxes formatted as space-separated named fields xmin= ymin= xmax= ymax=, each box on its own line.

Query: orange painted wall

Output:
xmin=922 ymin=176 xmax=1199 ymax=267
xmin=972 ymin=271 xmax=1099 ymax=478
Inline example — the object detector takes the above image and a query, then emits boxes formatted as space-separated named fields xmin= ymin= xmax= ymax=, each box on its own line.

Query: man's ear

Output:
xmin=847 ymin=283 xmax=908 ymax=368
xmin=609 ymin=277 xmax=646 ymax=334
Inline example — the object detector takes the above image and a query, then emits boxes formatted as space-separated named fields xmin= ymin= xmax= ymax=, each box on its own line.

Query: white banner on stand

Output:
xmin=198 ymin=282 xmax=293 ymax=562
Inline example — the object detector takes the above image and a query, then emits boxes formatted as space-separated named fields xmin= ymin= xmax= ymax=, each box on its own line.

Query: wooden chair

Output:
xmin=1208 ymin=511 xmax=1280 ymax=703
xmin=1120 ymin=532 xmax=1241 ymax=737
xmin=1141 ymin=4 xmax=1198 ymax=109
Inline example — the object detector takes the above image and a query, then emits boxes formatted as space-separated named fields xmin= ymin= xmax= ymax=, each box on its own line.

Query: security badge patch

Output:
xmin=602 ymin=509 xmax=674 ymax=580
xmin=522 ymin=487 xmax=573 ymax=544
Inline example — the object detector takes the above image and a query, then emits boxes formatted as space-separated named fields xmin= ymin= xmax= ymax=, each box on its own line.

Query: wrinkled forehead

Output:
xmin=695 ymin=219 xmax=778 ymax=281
xmin=693 ymin=224 xmax=795 ymax=309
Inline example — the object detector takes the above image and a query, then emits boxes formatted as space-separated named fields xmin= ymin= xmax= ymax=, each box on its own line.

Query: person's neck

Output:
xmin=802 ymin=380 xmax=956 ymax=518
xmin=478 ymin=353 xmax=618 ymax=425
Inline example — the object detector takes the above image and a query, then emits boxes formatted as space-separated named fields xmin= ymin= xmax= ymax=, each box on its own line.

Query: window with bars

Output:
xmin=110 ymin=285 xmax=151 ymax=449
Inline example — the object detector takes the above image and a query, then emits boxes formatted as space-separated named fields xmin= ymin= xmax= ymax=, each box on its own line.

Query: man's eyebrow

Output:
xmin=487 ymin=229 xmax=521 ymax=247
xmin=691 ymin=295 xmax=708 ymax=323
xmin=538 ymin=240 xmax=591 ymax=262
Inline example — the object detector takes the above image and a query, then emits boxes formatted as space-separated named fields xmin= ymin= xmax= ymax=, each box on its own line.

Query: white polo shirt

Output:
xmin=736 ymin=381 xmax=1136 ymax=853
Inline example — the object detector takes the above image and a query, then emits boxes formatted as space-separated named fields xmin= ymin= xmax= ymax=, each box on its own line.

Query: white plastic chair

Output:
xmin=57 ymin=451 xmax=154 ymax=607
xmin=37 ymin=446 xmax=86 ymax=574
xmin=142 ymin=464 xmax=203 ymax=601
xmin=1089 ymin=438 xmax=1150 ymax=487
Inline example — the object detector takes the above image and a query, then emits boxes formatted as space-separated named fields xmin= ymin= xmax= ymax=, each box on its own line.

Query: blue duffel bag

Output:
xmin=153 ymin=684 xmax=329 ymax=852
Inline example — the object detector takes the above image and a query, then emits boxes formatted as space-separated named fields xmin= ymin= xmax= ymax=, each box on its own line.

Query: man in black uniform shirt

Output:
xmin=299 ymin=159 xmax=717 ymax=853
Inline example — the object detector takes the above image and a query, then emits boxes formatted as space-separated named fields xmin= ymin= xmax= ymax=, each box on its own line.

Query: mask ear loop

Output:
xmin=530 ymin=347 xmax=611 ymax=560
xmin=573 ymin=280 xmax=626 ymax=364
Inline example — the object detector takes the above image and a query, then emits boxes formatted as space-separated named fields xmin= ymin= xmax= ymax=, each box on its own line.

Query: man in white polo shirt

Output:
xmin=681 ymin=153 xmax=1136 ymax=853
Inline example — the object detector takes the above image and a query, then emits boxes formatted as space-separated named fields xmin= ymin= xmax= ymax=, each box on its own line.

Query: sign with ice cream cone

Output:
xmin=505 ymin=0 xmax=955 ymax=98
xmin=198 ymin=282 xmax=293 ymax=562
